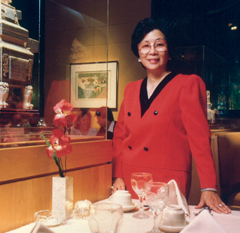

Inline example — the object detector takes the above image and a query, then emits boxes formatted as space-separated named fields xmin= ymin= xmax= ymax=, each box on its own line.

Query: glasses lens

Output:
xmin=138 ymin=39 xmax=167 ymax=54
xmin=154 ymin=40 xmax=167 ymax=52
xmin=139 ymin=43 xmax=150 ymax=54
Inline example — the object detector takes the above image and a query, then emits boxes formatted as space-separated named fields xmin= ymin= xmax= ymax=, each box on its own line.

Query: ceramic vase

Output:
xmin=52 ymin=176 xmax=73 ymax=220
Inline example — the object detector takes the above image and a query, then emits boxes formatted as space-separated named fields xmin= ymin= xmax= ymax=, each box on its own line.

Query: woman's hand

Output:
xmin=112 ymin=178 xmax=126 ymax=194
xmin=195 ymin=191 xmax=231 ymax=214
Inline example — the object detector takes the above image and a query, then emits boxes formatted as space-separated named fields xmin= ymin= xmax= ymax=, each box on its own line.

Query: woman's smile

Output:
xmin=148 ymin=58 xmax=160 ymax=64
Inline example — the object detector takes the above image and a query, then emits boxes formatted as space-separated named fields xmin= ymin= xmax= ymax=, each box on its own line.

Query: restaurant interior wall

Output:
xmin=43 ymin=0 xmax=151 ymax=124
xmin=0 ymin=0 xmax=151 ymax=146
xmin=43 ymin=0 xmax=109 ymax=126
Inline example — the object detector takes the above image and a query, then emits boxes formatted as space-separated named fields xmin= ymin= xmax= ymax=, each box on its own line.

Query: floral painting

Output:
xmin=76 ymin=71 xmax=108 ymax=99
xmin=71 ymin=62 xmax=118 ymax=109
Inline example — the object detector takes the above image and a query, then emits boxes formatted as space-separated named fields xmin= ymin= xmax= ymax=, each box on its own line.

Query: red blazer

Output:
xmin=112 ymin=74 xmax=217 ymax=198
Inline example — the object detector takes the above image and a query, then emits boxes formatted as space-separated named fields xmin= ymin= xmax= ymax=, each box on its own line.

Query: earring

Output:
xmin=168 ymin=57 xmax=171 ymax=60
xmin=138 ymin=58 xmax=141 ymax=62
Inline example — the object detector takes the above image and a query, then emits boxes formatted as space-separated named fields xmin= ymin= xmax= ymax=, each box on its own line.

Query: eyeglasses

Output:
xmin=138 ymin=39 xmax=167 ymax=54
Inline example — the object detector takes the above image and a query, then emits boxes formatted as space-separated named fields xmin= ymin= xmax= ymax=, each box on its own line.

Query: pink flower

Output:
xmin=53 ymin=99 xmax=73 ymax=114
xmin=46 ymin=129 xmax=72 ymax=158
xmin=53 ymin=100 xmax=77 ymax=127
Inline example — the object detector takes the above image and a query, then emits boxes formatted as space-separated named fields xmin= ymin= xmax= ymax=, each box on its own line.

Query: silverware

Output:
xmin=194 ymin=207 xmax=212 ymax=216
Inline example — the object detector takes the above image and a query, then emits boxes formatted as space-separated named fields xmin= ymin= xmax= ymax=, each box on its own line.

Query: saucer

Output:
xmin=108 ymin=200 xmax=137 ymax=212
xmin=159 ymin=219 xmax=190 ymax=233
xmin=159 ymin=224 xmax=185 ymax=233
xmin=122 ymin=202 xmax=137 ymax=212
xmin=40 ymin=218 xmax=62 ymax=227
xmin=34 ymin=210 xmax=62 ymax=227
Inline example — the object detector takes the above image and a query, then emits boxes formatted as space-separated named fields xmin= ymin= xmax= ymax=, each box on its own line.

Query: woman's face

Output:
xmin=79 ymin=115 xmax=91 ymax=131
xmin=138 ymin=29 xmax=170 ymax=72
xmin=69 ymin=38 xmax=88 ymax=63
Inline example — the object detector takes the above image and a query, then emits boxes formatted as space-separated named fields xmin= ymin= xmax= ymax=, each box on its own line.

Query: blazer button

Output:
xmin=144 ymin=147 xmax=149 ymax=151
xmin=128 ymin=112 xmax=131 ymax=116
xmin=154 ymin=111 xmax=158 ymax=115
xmin=128 ymin=146 xmax=132 ymax=150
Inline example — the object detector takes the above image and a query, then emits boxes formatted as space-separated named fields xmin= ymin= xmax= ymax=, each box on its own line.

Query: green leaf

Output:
xmin=40 ymin=132 xmax=51 ymax=147
xmin=52 ymin=151 xmax=64 ymax=177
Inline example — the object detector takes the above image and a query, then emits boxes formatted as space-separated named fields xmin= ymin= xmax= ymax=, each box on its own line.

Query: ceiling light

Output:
xmin=231 ymin=26 xmax=238 ymax=30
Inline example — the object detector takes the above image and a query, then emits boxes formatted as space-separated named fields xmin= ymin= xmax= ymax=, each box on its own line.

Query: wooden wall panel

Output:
xmin=0 ymin=140 xmax=112 ymax=232
xmin=0 ymin=140 xmax=112 ymax=183
xmin=0 ymin=164 xmax=112 ymax=233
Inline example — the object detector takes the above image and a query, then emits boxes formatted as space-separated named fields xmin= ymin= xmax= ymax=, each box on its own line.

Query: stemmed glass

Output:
xmin=144 ymin=182 xmax=169 ymax=233
xmin=131 ymin=172 xmax=153 ymax=219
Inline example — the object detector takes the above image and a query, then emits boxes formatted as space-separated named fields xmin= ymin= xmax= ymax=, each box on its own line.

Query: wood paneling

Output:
xmin=0 ymin=140 xmax=112 ymax=183
xmin=0 ymin=140 xmax=112 ymax=233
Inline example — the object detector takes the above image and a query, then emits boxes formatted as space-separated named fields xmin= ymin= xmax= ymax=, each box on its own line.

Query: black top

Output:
xmin=140 ymin=72 xmax=177 ymax=117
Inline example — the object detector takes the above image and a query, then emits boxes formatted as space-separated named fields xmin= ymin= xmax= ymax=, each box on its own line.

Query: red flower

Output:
xmin=53 ymin=99 xmax=73 ymax=114
xmin=42 ymin=99 xmax=77 ymax=177
xmin=46 ymin=129 xmax=72 ymax=158
xmin=53 ymin=100 xmax=76 ymax=127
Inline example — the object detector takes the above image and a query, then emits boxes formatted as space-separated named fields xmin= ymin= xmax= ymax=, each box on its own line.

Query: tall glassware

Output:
xmin=131 ymin=172 xmax=153 ymax=219
xmin=88 ymin=203 xmax=123 ymax=233
xmin=144 ymin=182 xmax=169 ymax=233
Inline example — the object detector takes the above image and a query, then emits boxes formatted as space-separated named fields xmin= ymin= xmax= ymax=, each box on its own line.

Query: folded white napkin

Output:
xmin=30 ymin=223 xmax=55 ymax=233
xmin=167 ymin=179 xmax=190 ymax=216
xmin=181 ymin=210 xmax=227 ymax=233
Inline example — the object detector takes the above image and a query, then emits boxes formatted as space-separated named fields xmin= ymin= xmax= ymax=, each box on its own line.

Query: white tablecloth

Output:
xmin=7 ymin=205 xmax=240 ymax=233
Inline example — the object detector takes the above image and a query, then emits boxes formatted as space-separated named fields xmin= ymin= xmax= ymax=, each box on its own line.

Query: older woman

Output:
xmin=112 ymin=17 xmax=230 ymax=214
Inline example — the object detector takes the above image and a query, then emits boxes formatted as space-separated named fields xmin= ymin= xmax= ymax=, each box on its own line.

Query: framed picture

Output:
xmin=70 ymin=61 xmax=118 ymax=109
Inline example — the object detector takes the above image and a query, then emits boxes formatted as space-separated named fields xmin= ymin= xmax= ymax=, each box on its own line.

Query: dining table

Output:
xmin=7 ymin=201 xmax=240 ymax=233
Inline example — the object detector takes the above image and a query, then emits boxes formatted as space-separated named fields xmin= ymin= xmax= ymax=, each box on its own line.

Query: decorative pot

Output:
xmin=52 ymin=176 xmax=73 ymax=220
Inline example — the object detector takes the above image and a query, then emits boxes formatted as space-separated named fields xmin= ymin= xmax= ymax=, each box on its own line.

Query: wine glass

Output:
xmin=131 ymin=172 xmax=153 ymax=219
xmin=144 ymin=182 xmax=169 ymax=233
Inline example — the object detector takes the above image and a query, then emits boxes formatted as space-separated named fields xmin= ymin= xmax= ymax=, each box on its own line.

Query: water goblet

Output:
xmin=88 ymin=203 xmax=123 ymax=233
xmin=131 ymin=172 xmax=153 ymax=219
xmin=144 ymin=182 xmax=169 ymax=233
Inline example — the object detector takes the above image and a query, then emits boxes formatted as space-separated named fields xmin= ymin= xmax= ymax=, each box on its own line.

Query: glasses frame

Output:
xmin=138 ymin=39 xmax=168 ymax=55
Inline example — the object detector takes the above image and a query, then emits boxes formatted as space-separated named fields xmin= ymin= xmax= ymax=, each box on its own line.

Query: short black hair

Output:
xmin=131 ymin=17 xmax=173 ymax=59
xmin=96 ymin=107 xmax=114 ymax=122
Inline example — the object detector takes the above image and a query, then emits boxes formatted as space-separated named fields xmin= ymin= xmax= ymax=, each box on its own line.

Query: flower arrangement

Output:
xmin=41 ymin=100 xmax=77 ymax=177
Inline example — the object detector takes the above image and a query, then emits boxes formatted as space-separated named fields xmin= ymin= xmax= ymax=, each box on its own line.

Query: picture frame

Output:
xmin=70 ymin=61 xmax=118 ymax=109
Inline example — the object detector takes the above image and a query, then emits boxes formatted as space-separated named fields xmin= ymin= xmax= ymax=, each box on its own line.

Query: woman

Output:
xmin=69 ymin=110 xmax=97 ymax=136
xmin=112 ymin=17 xmax=230 ymax=214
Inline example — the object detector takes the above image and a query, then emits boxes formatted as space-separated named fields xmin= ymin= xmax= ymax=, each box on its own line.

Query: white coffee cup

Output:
xmin=160 ymin=204 xmax=186 ymax=227
xmin=109 ymin=190 xmax=132 ymax=206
